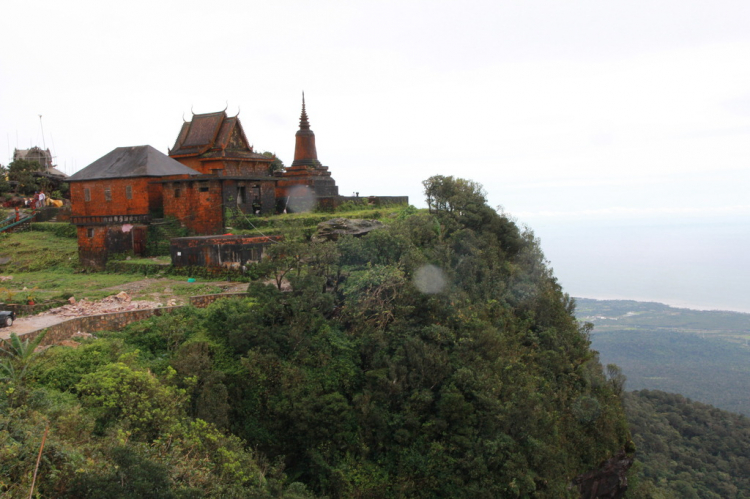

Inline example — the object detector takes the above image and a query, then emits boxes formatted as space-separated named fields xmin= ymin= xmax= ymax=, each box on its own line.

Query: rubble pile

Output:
xmin=40 ymin=291 xmax=165 ymax=318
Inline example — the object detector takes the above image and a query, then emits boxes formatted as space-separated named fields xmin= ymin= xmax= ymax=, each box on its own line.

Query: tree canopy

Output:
xmin=7 ymin=158 xmax=46 ymax=195
xmin=0 ymin=176 xmax=632 ymax=498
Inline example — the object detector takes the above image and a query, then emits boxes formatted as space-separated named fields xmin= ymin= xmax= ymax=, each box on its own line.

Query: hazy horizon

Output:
xmin=528 ymin=215 xmax=750 ymax=314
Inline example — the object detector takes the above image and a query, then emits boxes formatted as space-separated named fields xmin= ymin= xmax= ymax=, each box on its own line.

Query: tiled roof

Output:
xmin=169 ymin=112 xmax=256 ymax=158
xmin=69 ymin=145 xmax=201 ymax=181
xmin=199 ymin=150 xmax=272 ymax=161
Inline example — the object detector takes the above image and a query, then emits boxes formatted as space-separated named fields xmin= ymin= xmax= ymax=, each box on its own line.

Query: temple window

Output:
xmin=104 ymin=187 xmax=112 ymax=202
xmin=126 ymin=185 xmax=132 ymax=200
xmin=84 ymin=188 xmax=90 ymax=202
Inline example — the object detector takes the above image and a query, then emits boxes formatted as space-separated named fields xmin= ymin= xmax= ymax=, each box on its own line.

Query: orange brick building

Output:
xmin=69 ymin=96 xmax=405 ymax=268
xmin=68 ymin=145 xmax=201 ymax=268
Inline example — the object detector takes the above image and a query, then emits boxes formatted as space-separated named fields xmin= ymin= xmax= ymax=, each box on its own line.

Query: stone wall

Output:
xmin=15 ymin=293 xmax=252 ymax=346
xmin=0 ymin=301 xmax=67 ymax=316
xmin=189 ymin=292 xmax=250 ymax=307
xmin=24 ymin=306 xmax=183 ymax=347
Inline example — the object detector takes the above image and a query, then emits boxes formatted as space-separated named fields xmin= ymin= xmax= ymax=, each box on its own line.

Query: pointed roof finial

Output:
xmin=299 ymin=92 xmax=310 ymax=130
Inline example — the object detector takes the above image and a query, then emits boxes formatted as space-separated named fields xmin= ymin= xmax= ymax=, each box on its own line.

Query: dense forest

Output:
xmin=1 ymin=176 xmax=631 ymax=497
xmin=625 ymin=390 xmax=750 ymax=499
xmin=579 ymin=298 xmax=750 ymax=415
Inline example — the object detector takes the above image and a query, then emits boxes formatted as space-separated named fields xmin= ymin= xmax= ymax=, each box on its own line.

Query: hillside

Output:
xmin=625 ymin=390 xmax=750 ymax=499
xmin=577 ymin=298 xmax=750 ymax=415
xmin=0 ymin=177 xmax=631 ymax=497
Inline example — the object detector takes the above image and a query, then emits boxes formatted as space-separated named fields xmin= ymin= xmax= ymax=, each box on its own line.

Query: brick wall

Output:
xmin=77 ymin=225 xmax=108 ymax=269
xmin=174 ymin=157 xmax=206 ymax=174
xmin=170 ymin=235 xmax=281 ymax=268
xmin=221 ymin=179 xmax=276 ymax=216
xmin=71 ymin=178 xmax=154 ymax=217
xmin=222 ymin=160 xmax=271 ymax=176
xmin=163 ymin=179 xmax=224 ymax=235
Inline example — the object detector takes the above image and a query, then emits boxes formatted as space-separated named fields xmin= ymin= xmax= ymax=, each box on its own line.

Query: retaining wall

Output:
xmin=189 ymin=292 xmax=250 ymax=307
xmin=17 ymin=292 xmax=252 ymax=346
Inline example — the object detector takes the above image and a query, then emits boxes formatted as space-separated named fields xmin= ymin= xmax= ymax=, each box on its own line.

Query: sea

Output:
xmin=526 ymin=216 xmax=750 ymax=314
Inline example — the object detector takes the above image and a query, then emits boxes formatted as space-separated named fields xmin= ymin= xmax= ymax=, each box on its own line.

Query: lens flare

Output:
xmin=286 ymin=185 xmax=316 ymax=213
xmin=413 ymin=264 xmax=447 ymax=294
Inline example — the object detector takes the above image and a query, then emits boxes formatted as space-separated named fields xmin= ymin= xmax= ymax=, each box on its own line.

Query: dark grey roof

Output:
xmin=68 ymin=145 xmax=201 ymax=181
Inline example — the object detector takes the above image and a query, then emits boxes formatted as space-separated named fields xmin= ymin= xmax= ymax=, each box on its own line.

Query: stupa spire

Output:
xmin=299 ymin=92 xmax=310 ymax=130
xmin=291 ymin=92 xmax=319 ymax=168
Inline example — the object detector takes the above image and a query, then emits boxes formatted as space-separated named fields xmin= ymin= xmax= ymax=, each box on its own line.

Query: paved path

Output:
xmin=1 ymin=314 xmax=68 ymax=340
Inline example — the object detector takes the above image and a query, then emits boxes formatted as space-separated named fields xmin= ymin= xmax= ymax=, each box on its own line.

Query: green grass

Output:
xmin=0 ymin=206 xmax=416 ymax=304
xmin=0 ymin=230 xmax=78 ymax=272
xmin=226 ymin=205 xmax=411 ymax=239
xmin=123 ymin=256 xmax=172 ymax=265
xmin=0 ymin=230 xmax=238 ymax=304
xmin=0 ymin=271 xmax=149 ymax=303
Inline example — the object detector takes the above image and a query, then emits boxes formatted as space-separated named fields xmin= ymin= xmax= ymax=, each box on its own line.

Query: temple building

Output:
xmin=68 ymin=95 xmax=405 ymax=268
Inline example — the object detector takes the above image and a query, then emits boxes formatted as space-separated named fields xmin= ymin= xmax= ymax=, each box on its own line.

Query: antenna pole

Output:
xmin=39 ymin=115 xmax=47 ymax=150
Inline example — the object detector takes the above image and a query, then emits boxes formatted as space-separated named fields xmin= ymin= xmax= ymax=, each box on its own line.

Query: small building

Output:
xmin=68 ymin=145 xmax=200 ymax=268
xmin=170 ymin=234 xmax=283 ymax=269
xmin=12 ymin=146 xmax=68 ymax=191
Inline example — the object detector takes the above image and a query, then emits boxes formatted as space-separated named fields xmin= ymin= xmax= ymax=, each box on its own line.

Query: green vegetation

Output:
xmin=31 ymin=222 xmax=78 ymax=238
xmin=226 ymin=205 xmax=405 ymax=239
xmin=625 ymin=390 xmax=750 ymax=499
xmin=576 ymin=299 xmax=750 ymax=335
xmin=0 ymin=206 xmax=408 ymax=306
xmin=6 ymin=158 xmax=45 ymax=195
xmin=578 ymin=298 xmax=750 ymax=415
xmin=0 ymin=178 xmax=632 ymax=496
xmin=0 ymin=230 xmax=78 ymax=272
xmin=578 ymin=300 xmax=750 ymax=496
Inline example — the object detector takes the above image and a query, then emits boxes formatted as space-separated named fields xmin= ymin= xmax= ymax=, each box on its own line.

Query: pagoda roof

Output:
xmin=169 ymin=111 xmax=268 ymax=160
xmin=69 ymin=145 xmax=201 ymax=181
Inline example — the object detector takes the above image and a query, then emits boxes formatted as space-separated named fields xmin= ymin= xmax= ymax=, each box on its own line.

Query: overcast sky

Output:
xmin=2 ymin=1 xmax=749 ymax=311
